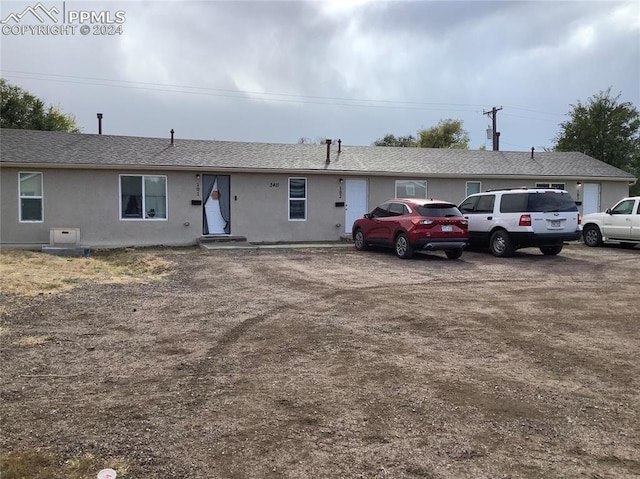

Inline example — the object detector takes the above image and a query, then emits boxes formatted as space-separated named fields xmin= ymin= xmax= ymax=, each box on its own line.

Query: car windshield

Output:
xmin=415 ymin=204 xmax=462 ymax=217
xmin=500 ymin=192 xmax=578 ymax=213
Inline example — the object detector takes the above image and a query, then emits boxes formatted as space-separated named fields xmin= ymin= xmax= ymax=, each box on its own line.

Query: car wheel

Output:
xmin=583 ymin=225 xmax=602 ymax=247
xmin=445 ymin=248 xmax=463 ymax=259
xmin=540 ymin=244 xmax=563 ymax=255
xmin=353 ymin=229 xmax=368 ymax=251
xmin=489 ymin=230 xmax=514 ymax=257
xmin=394 ymin=233 xmax=414 ymax=259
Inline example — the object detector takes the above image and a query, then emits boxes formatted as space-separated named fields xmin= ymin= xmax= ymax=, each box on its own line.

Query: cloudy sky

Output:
xmin=1 ymin=0 xmax=638 ymax=150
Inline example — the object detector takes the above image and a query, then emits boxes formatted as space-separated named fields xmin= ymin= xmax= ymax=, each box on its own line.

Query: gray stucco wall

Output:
xmin=0 ymin=167 xmax=631 ymax=247
xmin=229 ymin=173 xmax=347 ymax=243
xmin=1 ymin=168 xmax=203 ymax=247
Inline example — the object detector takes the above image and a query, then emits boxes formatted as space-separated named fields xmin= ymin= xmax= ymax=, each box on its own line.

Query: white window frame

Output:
xmin=536 ymin=182 xmax=565 ymax=190
xmin=288 ymin=177 xmax=307 ymax=221
xmin=119 ymin=174 xmax=168 ymax=221
xmin=395 ymin=180 xmax=427 ymax=199
xmin=18 ymin=171 xmax=44 ymax=223
xmin=466 ymin=181 xmax=481 ymax=196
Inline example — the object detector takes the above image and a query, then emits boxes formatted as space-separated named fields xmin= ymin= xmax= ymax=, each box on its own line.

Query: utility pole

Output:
xmin=483 ymin=106 xmax=503 ymax=151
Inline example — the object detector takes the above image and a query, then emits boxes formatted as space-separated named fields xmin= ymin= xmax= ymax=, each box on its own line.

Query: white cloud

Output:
xmin=0 ymin=0 xmax=637 ymax=148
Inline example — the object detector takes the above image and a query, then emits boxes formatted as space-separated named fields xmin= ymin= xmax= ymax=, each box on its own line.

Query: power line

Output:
xmin=2 ymin=70 xmax=486 ymax=112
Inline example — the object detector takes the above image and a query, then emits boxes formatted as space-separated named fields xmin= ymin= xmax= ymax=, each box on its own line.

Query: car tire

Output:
xmin=394 ymin=233 xmax=414 ymax=259
xmin=583 ymin=225 xmax=602 ymax=247
xmin=490 ymin=230 xmax=514 ymax=257
xmin=353 ymin=229 xmax=368 ymax=251
xmin=540 ymin=244 xmax=563 ymax=255
xmin=445 ymin=248 xmax=464 ymax=259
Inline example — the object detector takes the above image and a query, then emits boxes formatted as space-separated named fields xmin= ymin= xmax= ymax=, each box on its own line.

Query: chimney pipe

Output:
xmin=325 ymin=138 xmax=332 ymax=163
xmin=338 ymin=139 xmax=341 ymax=153
xmin=170 ymin=129 xmax=175 ymax=146
xmin=531 ymin=146 xmax=535 ymax=159
xmin=97 ymin=113 xmax=103 ymax=135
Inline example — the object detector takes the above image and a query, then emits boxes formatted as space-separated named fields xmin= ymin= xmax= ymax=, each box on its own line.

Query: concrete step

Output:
xmin=198 ymin=235 xmax=248 ymax=245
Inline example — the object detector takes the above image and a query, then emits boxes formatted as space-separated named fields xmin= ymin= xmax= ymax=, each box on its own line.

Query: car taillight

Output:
xmin=412 ymin=219 xmax=434 ymax=225
xmin=578 ymin=213 xmax=582 ymax=225
xmin=519 ymin=214 xmax=532 ymax=226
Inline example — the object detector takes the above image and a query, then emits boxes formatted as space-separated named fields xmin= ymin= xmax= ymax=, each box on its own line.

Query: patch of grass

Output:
xmin=15 ymin=335 xmax=55 ymax=346
xmin=0 ymin=249 xmax=174 ymax=298
xmin=0 ymin=450 xmax=129 ymax=479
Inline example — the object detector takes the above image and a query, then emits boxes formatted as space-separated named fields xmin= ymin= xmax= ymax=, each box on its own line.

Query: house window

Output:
xmin=120 ymin=175 xmax=167 ymax=220
xmin=466 ymin=181 xmax=481 ymax=196
xmin=536 ymin=182 xmax=565 ymax=190
xmin=19 ymin=172 xmax=43 ymax=222
xmin=395 ymin=180 xmax=427 ymax=198
xmin=288 ymin=177 xmax=307 ymax=221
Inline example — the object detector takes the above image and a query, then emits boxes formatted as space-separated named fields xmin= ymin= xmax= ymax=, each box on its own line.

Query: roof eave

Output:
xmin=0 ymin=162 xmax=636 ymax=182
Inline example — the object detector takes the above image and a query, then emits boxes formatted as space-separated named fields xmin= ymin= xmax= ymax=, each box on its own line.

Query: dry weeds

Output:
xmin=0 ymin=248 xmax=174 ymax=311
xmin=1 ymin=450 xmax=129 ymax=479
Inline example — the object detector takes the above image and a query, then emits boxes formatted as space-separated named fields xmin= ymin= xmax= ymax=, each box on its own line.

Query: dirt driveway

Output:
xmin=1 ymin=244 xmax=639 ymax=478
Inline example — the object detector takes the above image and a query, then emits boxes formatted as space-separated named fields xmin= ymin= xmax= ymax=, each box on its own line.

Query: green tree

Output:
xmin=0 ymin=78 xmax=80 ymax=132
xmin=554 ymin=88 xmax=640 ymax=194
xmin=417 ymin=119 xmax=469 ymax=149
xmin=373 ymin=133 xmax=416 ymax=147
xmin=374 ymin=120 xmax=469 ymax=149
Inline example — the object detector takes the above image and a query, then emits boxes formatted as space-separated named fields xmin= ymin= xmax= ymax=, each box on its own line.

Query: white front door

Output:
xmin=582 ymin=183 xmax=600 ymax=215
xmin=345 ymin=179 xmax=368 ymax=235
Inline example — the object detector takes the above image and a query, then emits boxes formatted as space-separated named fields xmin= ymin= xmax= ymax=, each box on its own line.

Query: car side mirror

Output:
xmin=605 ymin=208 xmax=612 ymax=214
xmin=364 ymin=213 xmax=372 ymax=219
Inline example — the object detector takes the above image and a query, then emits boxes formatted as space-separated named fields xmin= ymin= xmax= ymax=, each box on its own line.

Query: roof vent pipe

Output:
xmin=338 ymin=139 xmax=341 ymax=153
xmin=326 ymin=138 xmax=332 ymax=163
xmin=97 ymin=113 xmax=103 ymax=135
xmin=170 ymin=129 xmax=175 ymax=146
xmin=531 ymin=146 xmax=534 ymax=159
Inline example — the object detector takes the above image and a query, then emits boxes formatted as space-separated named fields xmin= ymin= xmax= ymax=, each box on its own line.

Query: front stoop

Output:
xmin=198 ymin=236 xmax=355 ymax=251
xmin=198 ymin=235 xmax=250 ymax=249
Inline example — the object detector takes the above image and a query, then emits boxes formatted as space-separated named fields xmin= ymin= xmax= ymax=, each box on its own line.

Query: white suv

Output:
xmin=582 ymin=196 xmax=640 ymax=248
xmin=459 ymin=188 xmax=582 ymax=257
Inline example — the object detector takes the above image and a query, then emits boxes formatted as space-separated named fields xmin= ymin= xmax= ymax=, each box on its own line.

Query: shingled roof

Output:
xmin=1 ymin=128 xmax=635 ymax=181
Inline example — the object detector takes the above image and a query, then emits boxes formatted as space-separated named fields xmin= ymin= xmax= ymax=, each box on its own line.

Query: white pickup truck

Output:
xmin=582 ymin=196 xmax=640 ymax=247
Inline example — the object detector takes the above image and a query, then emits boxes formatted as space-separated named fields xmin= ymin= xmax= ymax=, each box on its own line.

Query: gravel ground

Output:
xmin=1 ymin=243 xmax=639 ymax=478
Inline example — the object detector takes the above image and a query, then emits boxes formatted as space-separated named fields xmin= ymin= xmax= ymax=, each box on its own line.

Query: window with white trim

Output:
xmin=19 ymin=172 xmax=43 ymax=222
xmin=466 ymin=181 xmax=481 ymax=196
xmin=120 ymin=175 xmax=167 ymax=220
xmin=395 ymin=180 xmax=427 ymax=198
xmin=536 ymin=182 xmax=565 ymax=190
xmin=288 ymin=177 xmax=307 ymax=220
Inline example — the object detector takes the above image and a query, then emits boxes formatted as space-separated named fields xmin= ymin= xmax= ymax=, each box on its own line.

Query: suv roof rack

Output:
xmin=485 ymin=187 xmax=529 ymax=192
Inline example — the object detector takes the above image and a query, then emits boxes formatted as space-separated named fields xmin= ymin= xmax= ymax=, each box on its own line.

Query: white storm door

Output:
xmin=345 ymin=179 xmax=368 ymax=235
xmin=582 ymin=183 xmax=600 ymax=215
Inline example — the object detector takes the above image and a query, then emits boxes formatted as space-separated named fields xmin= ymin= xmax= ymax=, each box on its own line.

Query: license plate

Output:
xmin=442 ymin=225 xmax=452 ymax=232
xmin=550 ymin=220 xmax=560 ymax=227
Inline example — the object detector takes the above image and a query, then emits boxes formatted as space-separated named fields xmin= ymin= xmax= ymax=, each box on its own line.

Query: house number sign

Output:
xmin=270 ymin=182 xmax=280 ymax=188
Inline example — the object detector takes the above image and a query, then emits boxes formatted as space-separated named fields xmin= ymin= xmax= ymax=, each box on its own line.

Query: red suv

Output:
xmin=352 ymin=199 xmax=469 ymax=259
